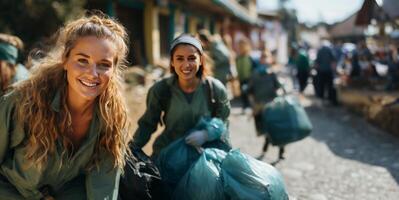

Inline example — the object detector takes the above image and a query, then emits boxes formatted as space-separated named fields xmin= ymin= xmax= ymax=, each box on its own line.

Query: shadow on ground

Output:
xmin=305 ymin=98 xmax=399 ymax=185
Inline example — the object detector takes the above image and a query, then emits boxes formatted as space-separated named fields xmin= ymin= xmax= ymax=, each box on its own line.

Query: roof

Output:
xmin=212 ymin=0 xmax=260 ymax=25
xmin=330 ymin=13 xmax=365 ymax=38
xmin=257 ymin=10 xmax=279 ymax=20
xmin=355 ymin=0 xmax=397 ymax=26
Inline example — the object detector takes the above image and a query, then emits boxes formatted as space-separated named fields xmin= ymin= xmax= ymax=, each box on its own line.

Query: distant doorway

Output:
xmin=159 ymin=13 xmax=171 ymax=58
xmin=116 ymin=4 xmax=146 ymax=66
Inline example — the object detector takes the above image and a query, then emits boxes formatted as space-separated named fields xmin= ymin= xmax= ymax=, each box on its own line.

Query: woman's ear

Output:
xmin=62 ymin=60 xmax=67 ymax=70
xmin=200 ymin=54 xmax=204 ymax=66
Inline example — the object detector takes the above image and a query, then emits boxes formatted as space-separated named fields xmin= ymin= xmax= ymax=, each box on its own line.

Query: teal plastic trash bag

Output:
xmin=262 ymin=95 xmax=312 ymax=145
xmin=194 ymin=117 xmax=227 ymax=141
xmin=156 ymin=138 xmax=200 ymax=190
xmin=173 ymin=148 xmax=227 ymax=200
xmin=156 ymin=117 xmax=231 ymax=197
xmin=221 ymin=149 xmax=289 ymax=200
xmin=156 ymin=117 xmax=225 ymax=185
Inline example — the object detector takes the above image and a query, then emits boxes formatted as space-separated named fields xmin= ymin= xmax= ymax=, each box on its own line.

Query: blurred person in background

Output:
xmin=293 ymin=45 xmax=311 ymax=94
xmin=247 ymin=49 xmax=285 ymax=160
xmin=198 ymin=30 xmax=232 ymax=85
xmin=0 ymin=33 xmax=29 ymax=96
xmin=287 ymin=46 xmax=298 ymax=90
xmin=222 ymin=34 xmax=241 ymax=99
xmin=386 ymin=44 xmax=399 ymax=91
xmin=315 ymin=40 xmax=338 ymax=105
xmin=350 ymin=47 xmax=361 ymax=79
xmin=332 ymin=41 xmax=344 ymax=69
xmin=357 ymin=41 xmax=378 ymax=79
xmin=235 ymin=37 xmax=255 ymax=113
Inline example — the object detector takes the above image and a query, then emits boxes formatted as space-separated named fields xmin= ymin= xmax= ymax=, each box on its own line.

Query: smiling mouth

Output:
xmin=182 ymin=69 xmax=192 ymax=74
xmin=79 ymin=79 xmax=99 ymax=87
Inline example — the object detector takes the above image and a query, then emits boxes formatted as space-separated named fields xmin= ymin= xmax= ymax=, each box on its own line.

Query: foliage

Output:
xmin=0 ymin=0 xmax=86 ymax=57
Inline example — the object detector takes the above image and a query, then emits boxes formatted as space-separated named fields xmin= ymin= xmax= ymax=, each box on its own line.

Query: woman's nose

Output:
xmin=182 ymin=60 xmax=190 ymax=67
xmin=88 ymin=64 xmax=99 ymax=77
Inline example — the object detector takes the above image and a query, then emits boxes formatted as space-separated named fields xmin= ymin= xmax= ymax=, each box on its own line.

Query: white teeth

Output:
xmin=80 ymin=80 xmax=97 ymax=87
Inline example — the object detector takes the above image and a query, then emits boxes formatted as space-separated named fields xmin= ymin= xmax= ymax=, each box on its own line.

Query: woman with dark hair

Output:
xmin=132 ymin=33 xmax=230 ymax=157
xmin=0 ymin=33 xmax=29 ymax=96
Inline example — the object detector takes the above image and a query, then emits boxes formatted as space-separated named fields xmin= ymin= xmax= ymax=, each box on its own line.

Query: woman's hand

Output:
xmin=185 ymin=130 xmax=208 ymax=147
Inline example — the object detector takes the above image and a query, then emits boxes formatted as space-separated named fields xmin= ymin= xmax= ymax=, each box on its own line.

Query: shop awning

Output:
xmin=212 ymin=0 xmax=260 ymax=25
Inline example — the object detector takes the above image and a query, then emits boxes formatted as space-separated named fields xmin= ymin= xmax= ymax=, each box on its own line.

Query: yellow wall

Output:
xmin=188 ymin=16 xmax=198 ymax=35
xmin=144 ymin=1 xmax=160 ymax=65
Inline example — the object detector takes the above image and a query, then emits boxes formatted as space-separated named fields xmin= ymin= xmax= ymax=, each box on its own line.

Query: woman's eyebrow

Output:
xmin=75 ymin=53 xmax=90 ymax=58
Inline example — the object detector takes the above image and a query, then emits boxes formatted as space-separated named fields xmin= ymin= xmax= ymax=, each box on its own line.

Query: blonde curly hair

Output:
xmin=14 ymin=13 xmax=132 ymax=170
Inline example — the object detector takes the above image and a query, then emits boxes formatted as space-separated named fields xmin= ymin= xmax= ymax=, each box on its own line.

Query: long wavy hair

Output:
xmin=14 ymin=14 xmax=131 ymax=170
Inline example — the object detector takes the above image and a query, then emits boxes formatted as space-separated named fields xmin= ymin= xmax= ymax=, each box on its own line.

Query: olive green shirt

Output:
xmin=132 ymin=76 xmax=230 ymax=156
xmin=0 ymin=91 xmax=120 ymax=200
xmin=236 ymin=55 xmax=253 ymax=82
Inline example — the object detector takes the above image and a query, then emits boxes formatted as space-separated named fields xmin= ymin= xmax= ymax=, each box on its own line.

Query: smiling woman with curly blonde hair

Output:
xmin=0 ymin=13 xmax=132 ymax=199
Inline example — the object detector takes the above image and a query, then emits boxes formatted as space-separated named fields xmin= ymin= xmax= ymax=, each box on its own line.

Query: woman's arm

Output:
xmin=0 ymin=92 xmax=16 ymax=164
xmin=131 ymin=83 xmax=164 ymax=149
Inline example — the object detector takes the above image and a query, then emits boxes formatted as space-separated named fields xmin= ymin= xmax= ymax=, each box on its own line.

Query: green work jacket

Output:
xmin=0 ymin=91 xmax=120 ymax=200
xmin=132 ymin=76 xmax=230 ymax=156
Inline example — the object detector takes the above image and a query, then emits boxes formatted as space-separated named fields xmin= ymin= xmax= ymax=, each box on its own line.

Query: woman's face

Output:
xmin=0 ymin=61 xmax=13 ymax=90
xmin=171 ymin=44 xmax=202 ymax=81
xmin=64 ymin=36 xmax=116 ymax=102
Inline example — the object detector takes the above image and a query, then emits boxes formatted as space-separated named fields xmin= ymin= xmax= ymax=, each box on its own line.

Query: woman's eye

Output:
xmin=77 ymin=58 xmax=88 ymax=64
xmin=98 ymin=63 xmax=111 ymax=69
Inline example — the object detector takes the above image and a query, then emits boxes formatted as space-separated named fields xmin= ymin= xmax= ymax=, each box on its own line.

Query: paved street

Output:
xmin=126 ymin=70 xmax=399 ymax=199
xmin=228 ymin=72 xmax=399 ymax=200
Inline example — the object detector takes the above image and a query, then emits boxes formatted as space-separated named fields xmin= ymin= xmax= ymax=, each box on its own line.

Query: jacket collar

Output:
xmin=166 ymin=74 xmax=207 ymax=88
